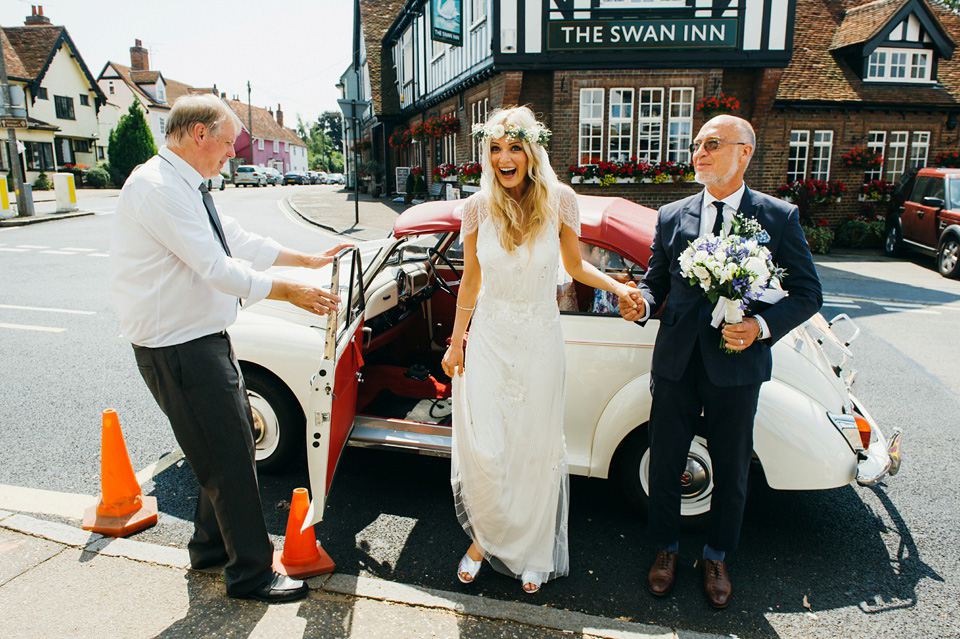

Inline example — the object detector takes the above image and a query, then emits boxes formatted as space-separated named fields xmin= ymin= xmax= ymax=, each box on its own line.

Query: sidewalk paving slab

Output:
xmin=0 ymin=210 xmax=94 ymax=227
xmin=286 ymin=188 xmax=408 ymax=241
xmin=0 ymin=514 xmax=729 ymax=639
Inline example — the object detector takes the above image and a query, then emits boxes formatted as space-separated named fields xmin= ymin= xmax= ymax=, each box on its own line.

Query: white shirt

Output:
xmin=110 ymin=146 xmax=281 ymax=347
xmin=639 ymin=183 xmax=770 ymax=339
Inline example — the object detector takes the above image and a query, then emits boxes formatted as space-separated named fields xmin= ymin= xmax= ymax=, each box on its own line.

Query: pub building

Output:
xmin=347 ymin=0 xmax=960 ymax=226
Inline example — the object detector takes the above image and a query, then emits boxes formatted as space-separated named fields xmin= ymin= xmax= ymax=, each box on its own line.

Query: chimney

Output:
xmin=130 ymin=39 xmax=149 ymax=72
xmin=212 ymin=84 xmax=218 ymax=97
xmin=276 ymin=104 xmax=283 ymax=128
xmin=25 ymin=5 xmax=52 ymax=26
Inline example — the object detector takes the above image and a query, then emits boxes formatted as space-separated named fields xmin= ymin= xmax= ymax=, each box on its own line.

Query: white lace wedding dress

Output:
xmin=451 ymin=186 xmax=580 ymax=584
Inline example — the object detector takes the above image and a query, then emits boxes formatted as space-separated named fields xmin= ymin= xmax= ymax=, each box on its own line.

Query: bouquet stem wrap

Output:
xmin=710 ymin=296 xmax=744 ymax=328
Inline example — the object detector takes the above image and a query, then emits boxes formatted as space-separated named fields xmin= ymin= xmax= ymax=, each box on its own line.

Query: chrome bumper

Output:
xmin=856 ymin=428 xmax=902 ymax=486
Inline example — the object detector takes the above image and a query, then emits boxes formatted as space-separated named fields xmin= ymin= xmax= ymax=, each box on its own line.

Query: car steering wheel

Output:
xmin=426 ymin=248 xmax=462 ymax=298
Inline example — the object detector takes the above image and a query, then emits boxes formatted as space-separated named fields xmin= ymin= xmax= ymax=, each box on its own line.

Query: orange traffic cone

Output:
xmin=273 ymin=487 xmax=335 ymax=578
xmin=82 ymin=409 xmax=158 ymax=537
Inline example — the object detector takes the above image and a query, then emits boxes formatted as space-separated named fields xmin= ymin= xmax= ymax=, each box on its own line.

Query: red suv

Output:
xmin=885 ymin=167 xmax=960 ymax=278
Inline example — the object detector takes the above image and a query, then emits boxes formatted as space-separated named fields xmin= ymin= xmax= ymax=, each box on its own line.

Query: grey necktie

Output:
xmin=711 ymin=200 xmax=725 ymax=236
xmin=199 ymin=183 xmax=231 ymax=257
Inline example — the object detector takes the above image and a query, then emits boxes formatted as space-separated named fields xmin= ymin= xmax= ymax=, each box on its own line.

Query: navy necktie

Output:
xmin=199 ymin=183 xmax=231 ymax=257
xmin=711 ymin=200 xmax=725 ymax=236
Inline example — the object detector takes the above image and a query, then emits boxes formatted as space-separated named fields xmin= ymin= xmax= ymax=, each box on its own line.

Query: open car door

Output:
xmin=304 ymin=247 xmax=365 ymax=528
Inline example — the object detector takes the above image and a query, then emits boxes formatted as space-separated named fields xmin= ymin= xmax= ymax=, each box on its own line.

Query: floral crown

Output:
xmin=470 ymin=121 xmax=552 ymax=147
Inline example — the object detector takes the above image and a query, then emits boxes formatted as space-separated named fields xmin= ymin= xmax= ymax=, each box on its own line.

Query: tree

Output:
xmin=108 ymin=101 xmax=157 ymax=186
xmin=317 ymin=111 xmax=343 ymax=152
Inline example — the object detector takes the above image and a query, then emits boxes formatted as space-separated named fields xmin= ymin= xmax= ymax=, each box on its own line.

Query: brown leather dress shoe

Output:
xmin=702 ymin=559 xmax=732 ymax=609
xmin=647 ymin=550 xmax=678 ymax=596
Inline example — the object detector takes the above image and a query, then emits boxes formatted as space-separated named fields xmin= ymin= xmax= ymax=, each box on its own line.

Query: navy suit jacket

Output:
xmin=637 ymin=186 xmax=823 ymax=387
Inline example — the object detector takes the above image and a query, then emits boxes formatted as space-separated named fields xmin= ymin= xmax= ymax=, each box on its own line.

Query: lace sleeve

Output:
xmin=557 ymin=187 xmax=581 ymax=236
xmin=461 ymin=194 xmax=484 ymax=236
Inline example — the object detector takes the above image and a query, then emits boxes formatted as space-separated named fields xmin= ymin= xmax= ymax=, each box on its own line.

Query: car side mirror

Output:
xmin=921 ymin=196 xmax=945 ymax=209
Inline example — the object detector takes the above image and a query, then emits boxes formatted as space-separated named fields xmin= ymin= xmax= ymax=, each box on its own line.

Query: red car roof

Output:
xmin=392 ymin=195 xmax=657 ymax=267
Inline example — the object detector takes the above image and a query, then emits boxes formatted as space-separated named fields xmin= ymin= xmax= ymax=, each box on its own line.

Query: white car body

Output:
xmin=229 ymin=198 xmax=901 ymax=526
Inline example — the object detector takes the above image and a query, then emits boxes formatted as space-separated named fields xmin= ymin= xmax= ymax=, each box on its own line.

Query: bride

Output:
xmin=441 ymin=106 xmax=639 ymax=593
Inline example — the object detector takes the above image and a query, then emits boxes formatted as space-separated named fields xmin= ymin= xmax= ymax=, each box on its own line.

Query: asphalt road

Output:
xmin=1 ymin=187 xmax=958 ymax=639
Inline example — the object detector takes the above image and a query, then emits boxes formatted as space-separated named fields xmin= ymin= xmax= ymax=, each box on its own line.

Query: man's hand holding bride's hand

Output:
xmin=441 ymin=344 xmax=465 ymax=378
xmin=302 ymin=243 xmax=355 ymax=269
xmin=617 ymin=281 xmax=645 ymax=321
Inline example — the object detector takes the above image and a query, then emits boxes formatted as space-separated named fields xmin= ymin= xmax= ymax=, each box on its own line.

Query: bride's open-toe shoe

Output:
xmin=457 ymin=553 xmax=482 ymax=584
xmin=521 ymin=571 xmax=542 ymax=594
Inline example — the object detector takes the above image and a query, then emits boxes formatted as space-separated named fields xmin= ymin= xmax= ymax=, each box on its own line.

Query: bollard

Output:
xmin=1 ymin=176 xmax=11 ymax=218
xmin=54 ymin=173 xmax=79 ymax=213
xmin=17 ymin=183 xmax=35 ymax=217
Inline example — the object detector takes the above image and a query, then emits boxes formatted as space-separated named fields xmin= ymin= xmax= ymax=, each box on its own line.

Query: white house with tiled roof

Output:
xmin=97 ymin=39 xmax=218 ymax=150
xmin=0 ymin=5 xmax=106 ymax=184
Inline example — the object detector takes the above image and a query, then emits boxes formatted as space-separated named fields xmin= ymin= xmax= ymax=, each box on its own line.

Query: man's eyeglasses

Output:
xmin=688 ymin=140 xmax=747 ymax=154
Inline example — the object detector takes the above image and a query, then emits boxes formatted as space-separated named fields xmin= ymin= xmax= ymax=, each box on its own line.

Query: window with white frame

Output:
xmin=444 ymin=132 xmax=457 ymax=164
xmin=158 ymin=116 xmax=166 ymax=135
xmin=471 ymin=0 xmax=486 ymax=24
xmin=909 ymin=131 xmax=930 ymax=168
xmin=886 ymin=131 xmax=909 ymax=182
xmin=810 ymin=130 xmax=833 ymax=180
xmin=402 ymin=31 xmax=413 ymax=86
xmin=257 ymin=138 xmax=264 ymax=151
xmin=788 ymin=130 xmax=809 ymax=183
xmin=285 ymin=141 xmax=290 ymax=151
xmin=867 ymin=47 xmax=933 ymax=83
xmin=471 ymin=97 xmax=489 ymax=161
xmin=667 ymin=88 xmax=694 ymax=163
xmin=578 ymin=89 xmax=604 ymax=165
xmin=608 ymin=88 xmax=634 ymax=162
xmin=273 ymin=139 xmax=279 ymax=152
xmin=636 ymin=88 xmax=663 ymax=163
xmin=864 ymin=131 xmax=886 ymax=181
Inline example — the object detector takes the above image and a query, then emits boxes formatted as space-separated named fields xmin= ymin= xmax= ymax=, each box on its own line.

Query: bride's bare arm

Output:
xmin=559 ymin=222 xmax=641 ymax=310
xmin=441 ymin=230 xmax=481 ymax=376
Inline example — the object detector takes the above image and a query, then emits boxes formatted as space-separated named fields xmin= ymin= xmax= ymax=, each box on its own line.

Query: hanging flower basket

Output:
xmin=389 ymin=129 xmax=412 ymax=148
xmin=841 ymin=147 xmax=883 ymax=170
xmin=933 ymin=151 xmax=960 ymax=168
xmin=696 ymin=93 xmax=739 ymax=118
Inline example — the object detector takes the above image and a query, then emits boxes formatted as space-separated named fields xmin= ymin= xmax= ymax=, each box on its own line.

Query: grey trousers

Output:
xmin=133 ymin=332 xmax=273 ymax=595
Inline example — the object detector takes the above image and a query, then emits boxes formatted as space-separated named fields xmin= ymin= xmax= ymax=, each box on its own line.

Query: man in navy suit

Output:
xmin=619 ymin=115 xmax=822 ymax=608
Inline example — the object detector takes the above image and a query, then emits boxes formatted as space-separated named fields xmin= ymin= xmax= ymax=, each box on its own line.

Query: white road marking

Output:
xmin=0 ymin=304 xmax=95 ymax=315
xmin=881 ymin=307 xmax=940 ymax=315
xmin=822 ymin=302 xmax=862 ymax=309
xmin=880 ymin=301 xmax=926 ymax=309
xmin=61 ymin=247 xmax=96 ymax=252
xmin=16 ymin=245 xmax=49 ymax=249
xmin=0 ymin=247 xmax=29 ymax=252
xmin=89 ymin=252 xmax=109 ymax=257
xmin=0 ymin=322 xmax=65 ymax=333
xmin=135 ymin=447 xmax=185 ymax=484
xmin=39 ymin=250 xmax=75 ymax=255
xmin=0 ymin=484 xmax=96 ymax=520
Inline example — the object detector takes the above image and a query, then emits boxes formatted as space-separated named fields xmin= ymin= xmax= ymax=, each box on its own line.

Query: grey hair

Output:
xmin=165 ymin=94 xmax=242 ymax=145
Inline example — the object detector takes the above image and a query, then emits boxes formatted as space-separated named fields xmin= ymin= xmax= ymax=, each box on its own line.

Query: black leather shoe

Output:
xmin=229 ymin=571 xmax=309 ymax=603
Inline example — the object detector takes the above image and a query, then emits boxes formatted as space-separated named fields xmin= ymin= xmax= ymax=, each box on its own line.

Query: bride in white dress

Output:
xmin=441 ymin=106 xmax=640 ymax=593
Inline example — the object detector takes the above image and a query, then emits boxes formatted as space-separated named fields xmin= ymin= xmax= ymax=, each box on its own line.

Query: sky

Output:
xmin=0 ymin=0 xmax=355 ymax=129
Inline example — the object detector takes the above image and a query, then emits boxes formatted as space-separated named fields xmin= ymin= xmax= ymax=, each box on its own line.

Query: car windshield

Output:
xmin=384 ymin=233 xmax=445 ymax=265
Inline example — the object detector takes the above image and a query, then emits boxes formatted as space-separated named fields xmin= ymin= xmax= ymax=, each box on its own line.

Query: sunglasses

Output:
xmin=688 ymin=140 xmax=747 ymax=154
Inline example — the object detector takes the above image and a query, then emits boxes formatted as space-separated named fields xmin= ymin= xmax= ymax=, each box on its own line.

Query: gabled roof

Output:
xmin=777 ymin=0 xmax=960 ymax=107
xmin=223 ymin=99 xmax=307 ymax=147
xmin=1 ymin=24 xmax=106 ymax=106
xmin=830 ymin=0 xmax=955 ymax=57
xmin=129 ymin=70 xmax=162 ymax=84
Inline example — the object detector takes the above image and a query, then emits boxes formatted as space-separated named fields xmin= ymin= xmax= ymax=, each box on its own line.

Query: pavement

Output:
xmin=285 ymin=187 xmax=412 ymax=242
xmin=0 ymin=510 xmax=715 ymax=639
xmin=0 ymin=188 xmax=119 ymax=226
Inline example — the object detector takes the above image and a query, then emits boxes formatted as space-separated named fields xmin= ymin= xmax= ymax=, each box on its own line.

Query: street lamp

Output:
xmin=338 ymin=97 xmax=370 ymax=228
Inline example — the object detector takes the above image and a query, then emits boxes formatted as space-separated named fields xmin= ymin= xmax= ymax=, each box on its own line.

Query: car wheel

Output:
xmin=615 ymin=427 xmax=713 ymax=524
xmin=243 ymin=367 xmax=305 ymax=474
xmin=219 ymin=181 xmax=225 ymax=191
xmin=883 ymin=224 xmax=904 ymax=257
xmin=938 ymin=234 xmax=960 ymax=278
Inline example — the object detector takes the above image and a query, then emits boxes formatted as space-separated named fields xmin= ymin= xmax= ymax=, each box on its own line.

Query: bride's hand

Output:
xmin=442 ymin=345 xmax=464 ymax=377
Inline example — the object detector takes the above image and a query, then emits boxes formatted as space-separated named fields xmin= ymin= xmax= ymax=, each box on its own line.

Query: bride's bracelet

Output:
xmin=456 ymin=303 xmax=475 ymax=312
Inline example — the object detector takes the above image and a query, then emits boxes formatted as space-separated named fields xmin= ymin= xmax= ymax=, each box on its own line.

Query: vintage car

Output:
xmin=229 ymin=196 xmax=902 ymax=527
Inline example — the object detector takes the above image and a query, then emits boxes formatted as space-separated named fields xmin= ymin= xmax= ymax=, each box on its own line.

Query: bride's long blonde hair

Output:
xmin=479 ymin=106 xmax=562 ymax=252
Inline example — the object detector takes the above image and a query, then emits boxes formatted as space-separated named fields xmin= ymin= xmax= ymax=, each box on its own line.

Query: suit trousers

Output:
xmin=648 ymin=341 xmax=761 ymax=553
xmin=133 ymin=332 xmax=273 ymax=595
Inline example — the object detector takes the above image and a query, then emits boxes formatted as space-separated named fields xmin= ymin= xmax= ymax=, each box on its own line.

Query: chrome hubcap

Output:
xmin=247 ymin=391 xmax=280 ymax=461
xmin=639 ymin=436 xmax=714 ymax=517
xmin=680 ymin=455 xmax=710 ymax=498
xmin=941 ymin=240 xmax=959 ymax=273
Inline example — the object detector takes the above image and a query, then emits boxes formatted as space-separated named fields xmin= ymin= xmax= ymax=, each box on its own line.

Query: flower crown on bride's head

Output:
xmin=470 ymin=121 xmax=552 ymax=147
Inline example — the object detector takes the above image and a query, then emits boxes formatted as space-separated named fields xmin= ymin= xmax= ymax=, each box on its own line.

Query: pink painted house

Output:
xmin=224 ymin=99 xmax=308 ymax=174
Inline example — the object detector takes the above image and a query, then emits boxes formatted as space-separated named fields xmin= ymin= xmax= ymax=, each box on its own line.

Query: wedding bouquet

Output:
xmin=678 ymin=213 xmax=785 ymax=352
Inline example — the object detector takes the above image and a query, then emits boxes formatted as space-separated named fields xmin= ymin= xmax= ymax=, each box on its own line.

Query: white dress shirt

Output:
xmin=638 ymin=183 xmax=770 ymax=339
xmin=110 ymin=146 xmax=281 ymax=347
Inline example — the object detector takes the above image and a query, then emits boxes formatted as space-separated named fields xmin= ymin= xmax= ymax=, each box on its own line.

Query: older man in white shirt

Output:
xmin=111 ymin=94 xmax=348 ymax=604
